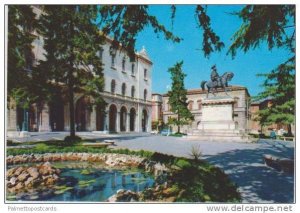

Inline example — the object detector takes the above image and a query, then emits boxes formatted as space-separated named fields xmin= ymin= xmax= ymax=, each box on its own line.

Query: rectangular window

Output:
xmin=131 ymin=63 xmax=135 ymax=76
xmin=111 ymin=55 xmax=115 ymax=68
xmin=144 ymin=69 xmax=147 ymax=80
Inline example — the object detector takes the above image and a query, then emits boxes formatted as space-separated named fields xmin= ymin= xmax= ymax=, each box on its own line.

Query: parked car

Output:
xmin=150 ymin=130 xmax=159 ymax=135
xmin=160 ymin=128 xmax=172 ymax=136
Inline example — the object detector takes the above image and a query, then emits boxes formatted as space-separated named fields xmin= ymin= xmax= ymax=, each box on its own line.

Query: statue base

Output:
xmin=188 ymin=96 xmax=250 ymax=142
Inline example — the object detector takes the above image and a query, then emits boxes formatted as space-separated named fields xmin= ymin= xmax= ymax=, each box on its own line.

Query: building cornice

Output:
xmin=162 ymin=85 xmax=250 ymax=97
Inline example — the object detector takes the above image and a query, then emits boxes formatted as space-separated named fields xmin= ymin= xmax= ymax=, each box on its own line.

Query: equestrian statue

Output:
xmin=201 ymin=65 xmax=234 ymax=97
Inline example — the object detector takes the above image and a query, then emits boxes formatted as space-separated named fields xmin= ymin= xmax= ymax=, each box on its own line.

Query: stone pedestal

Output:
xmin=38 ymin=104 xmax=51 ymax=132
xmin=190 ymin=96 xmax=249 ymax=142
xmin=198 ymin=96 xmax=235 ymax=130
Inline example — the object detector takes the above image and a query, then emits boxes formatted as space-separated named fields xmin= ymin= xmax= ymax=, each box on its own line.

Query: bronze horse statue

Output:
xmin=201 ymin=72 xmax=234 ymax=97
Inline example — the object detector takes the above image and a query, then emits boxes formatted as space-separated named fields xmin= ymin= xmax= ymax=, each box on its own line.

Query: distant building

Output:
xmin=151 ymin=94 xmax=163 ymax=122
xmin=249 ymin=99 xmax=294 ymax=135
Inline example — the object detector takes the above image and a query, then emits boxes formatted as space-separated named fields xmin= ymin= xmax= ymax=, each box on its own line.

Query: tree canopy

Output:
xmin=7 ymin=5 xmax=39 ymax=108
xmin=167 ymin=61 xmax=194 ymax=133
xmin=37 ymin=5 xmax=106 ymax=138
xmin=227 ymin=5 xmax=295 ymax=133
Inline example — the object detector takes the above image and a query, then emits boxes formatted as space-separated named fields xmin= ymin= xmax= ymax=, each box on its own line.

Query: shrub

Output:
xmin=64 ymin=135 xmax=82 ymax=143
xmin=189 ymin=145 xmax=202 ymax=161
xmin=175 ymin=159 xmax=191 ymax=169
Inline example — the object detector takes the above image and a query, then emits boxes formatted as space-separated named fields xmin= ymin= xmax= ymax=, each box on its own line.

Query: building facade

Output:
xmin=7 ymin=6 xmax=153 ymax=135
xmin=152 ymin=86 xmax=251 ymax=134
xmin=249 ymin=99 xmax=294 ymax=135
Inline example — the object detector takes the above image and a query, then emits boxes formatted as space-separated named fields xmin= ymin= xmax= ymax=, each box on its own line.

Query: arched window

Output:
xmin=122 ymin=83 xmax=126 ymax=96
xmin=188 ymin=101 xmax=194 ymax=110
xmin=111 ymin=79 xmax=116 ymax=94
xmin=144 ymin=89 xmax=147 ymax=101
xmin=131 ymin=86 xmax=135 ymax=98
xmin=197 ymin=100 xmax=202 ymax=110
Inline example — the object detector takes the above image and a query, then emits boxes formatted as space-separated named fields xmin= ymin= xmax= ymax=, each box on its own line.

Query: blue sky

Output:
xmin=134 ymin=5 xmax=291 ymax=97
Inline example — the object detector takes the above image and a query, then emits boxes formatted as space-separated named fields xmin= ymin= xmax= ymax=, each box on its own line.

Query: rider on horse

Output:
xmin=210 ymin=65 xmax=220 ymax=87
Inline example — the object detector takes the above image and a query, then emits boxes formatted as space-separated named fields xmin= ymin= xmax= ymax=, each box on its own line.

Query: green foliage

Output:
xmin=228 ymin=5 xmax=295 ymax=57
xmin=35 ymin=143 xmax=50 ymax=152
xmin=173 ymin=163 xmax=241 ymax=202
xmin=98 ymin=5 xmax=181 ymax=60
xmin=64 ymin=136 xmax=82 ymax=144
xmin=254 ymin=57 xmax=295 ymax=128
xmin=37 ymin=5 xmax=106 ymax=138
xmin=169 ymin=132 xmax=187 ymax=137
xmin=7 ymin=6 xmax=43 ymax=107
xmin=175 ymin=159 xmax=191 ymax=169
xmin=195 ymin=5 xmax=225 ymax=58
xmin=228 ymin=5 xmax=295 ymax=135
xmin=167 ymin=61 xmax=194 ymax=133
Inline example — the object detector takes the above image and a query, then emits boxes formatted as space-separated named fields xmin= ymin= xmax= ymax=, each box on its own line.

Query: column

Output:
xmin=136 ymin=112 xmax=139 ymax=132
xmin=148 ymin=111 xmax=152 ymax=132
xmin=90 ymin=106 xmax=96 ymax=131
xmin=104 ymin=110 xmax=109 ymax=133
xmin=148 ymin=107 xmax=152 ymax=132
xmin=7 ymin=107 xmax=17 ymax=131
xmin=126 ymin=112 xmax=130 ymax=132
xmin=116 ymin=111 xmax=120 ymax=132
xmin=38 ymin=103 xmax=51 ymax=132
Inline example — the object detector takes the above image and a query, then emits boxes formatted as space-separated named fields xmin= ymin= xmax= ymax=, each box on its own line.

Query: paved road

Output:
xmin=7 ymin=132 xmax=294 ymax=203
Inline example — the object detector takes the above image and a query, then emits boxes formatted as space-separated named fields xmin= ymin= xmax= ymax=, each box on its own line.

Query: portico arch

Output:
xmin=75 ymin=96 xmax=91 ymax=131
xmin=129 ymin=108 xmax=136 ymax=132
xmin=109 ymin=104 xmax=117 ymax=132
xmin=96 ymin=105 xmax=106 ymax=131
xmin=120 ymin=106 xmax=127 ymax=132
xmin=142 ymin=109 xmax=148 ymax=132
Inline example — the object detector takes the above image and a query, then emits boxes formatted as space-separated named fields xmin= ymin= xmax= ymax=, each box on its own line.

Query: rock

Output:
xmin=39 ymin=162 xmax=54 ymax=175
xmin=24 ymin=177 xmax=34 ymax=187
xmin=164 ymin=196 xmax=176 ymax=202
xmin=7 ymin=162 xmax=60 ymax=193
xmin=14 ymin=167 xmax=25 ymax=176
xmin=9 ymin=177 xmax=17 ymax=186
xmin=14 ymin=182 xmax=25 ymax=191
xmin=52 ymin=174 xmax=59 ymax=181
xmin=27 ymin=167 xmax=39 ymax=179
xmin=17 ymin=171 xmax=29 ymax=182
xmin=44 ymin=176 xmax=56 ymax=185
xmin=107 ymin=189 xmax=139 ymax=202
xmin=7 ymin=167 xmax=17 ymax=178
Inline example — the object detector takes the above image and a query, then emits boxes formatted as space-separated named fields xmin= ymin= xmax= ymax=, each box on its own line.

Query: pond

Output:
xmin=7 ymin=162 xmax=155 ymax=202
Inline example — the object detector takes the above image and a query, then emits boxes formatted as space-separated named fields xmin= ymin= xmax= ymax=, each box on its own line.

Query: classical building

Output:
xmin=152 ymin=86 xmax=251 ymax=134
xmin=7 ymin=6 xmax=152 ymax=135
